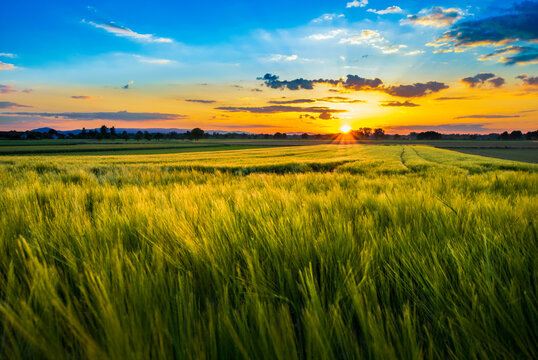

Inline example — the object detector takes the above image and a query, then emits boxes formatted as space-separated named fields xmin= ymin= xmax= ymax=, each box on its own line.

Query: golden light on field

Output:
xmin=340 ymin=125 xmax=352 ymax=133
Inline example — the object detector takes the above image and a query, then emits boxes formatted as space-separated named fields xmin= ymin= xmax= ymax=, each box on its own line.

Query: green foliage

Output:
xmin=0 ymin=145 xmax=536 ymax=359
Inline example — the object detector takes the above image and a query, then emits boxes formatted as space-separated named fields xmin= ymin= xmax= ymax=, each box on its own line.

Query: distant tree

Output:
xmin=301 ymin=133 xmax=309 ymax=139
xmin=110 ymin=126 xmax=116 ymax=137
xmin=500 ymin=131 xmax=510 ymax=140
xmin=121 ymin=131 xmax=129 ymax=141
xmin=509 ymin=130 xmax=522 ymax=140
xmin=417 ymin=131 xmax=442 ymax=140
xmin=191 ymin=128 xmax=205 ymax=140
xmin=144 ymin=131 xmax=152 ymax=141
xmin=100 ymin=125 xmax=108 ymax=137
xmin=393 ymin=134 xmax=401 ymax=140
xmin=373 ymin=128 xmax=385 ymax=139
xmin=135 ymin=131 xmax=143 ymax=140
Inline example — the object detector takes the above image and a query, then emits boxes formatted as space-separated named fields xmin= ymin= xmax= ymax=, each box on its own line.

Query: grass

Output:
xmin=448 ymin=147 xmax=538 ymax=164
xmin=0 ymin=144 xmax=537 ymax=359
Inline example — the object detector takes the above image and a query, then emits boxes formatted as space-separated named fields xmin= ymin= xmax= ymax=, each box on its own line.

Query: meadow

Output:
xmin=0 ymin=144 xmax=536 ymax=359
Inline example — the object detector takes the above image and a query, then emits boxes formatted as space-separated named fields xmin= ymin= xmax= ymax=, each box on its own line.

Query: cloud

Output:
xmin=0 ymin=53 xmax=16 ymax=58
xmin=0 ymin=61 xmax=17 ymax=70
xmin=403 ymin=7 xmax=466 ymax=27
xmin=268 ymin=99 xmax=316 ymax=104
xmin=215 ymin=105 xmax=347 ymax=115
xmin=405 ymin=50 xmax=425 ymax=56
xmin=1 ymin=111 xmax=188 ymax=121
xmin=460 ymin=73 xmax=505 ymax=88
xmin=71 ymin=96 xmax=94 ymax=100
xmin=367 ymin=6 xmax=403 ymax=15
xmin=0 ymin=85 xmax=16 ymax=94
xmin=347 ymin=0 xmax=368 ymax=8
xmin=262 ymin=54 xmax=298 ymax=62
xmin=380 ymin=100 xmax=419 ymax=107
xmin=184 ymin=99 xmax=217 ymax=104
xmin=435 ymin=96 xmax=478 ymax=100
xmin=122 ymin=81 xmax=134 ymax=89
xmin=339 ymin=29 xmax=384 ymax=45
xmin=86 ymin=21 xmax=173 ymax=43
xmin=384 ymin=82 xmax=448 ymax=97
xmin=478 ymin=45 xmax=538 ymax=65
xmin=0 ymin=101 xmax=31 ymax=109
xmin=307 ymin=29 xmax=346 ymax=40
xmin=134 ymin=55 xmax=174 ymax=64
xmin=517 ymin=74 xmax=538 ymax=86
xmin=251 ymin=88 xmax=263 ymax=92
xmin=454 ymin=114 xmax=520 ymax=119
xmin=312 ymin=13 xmax=344 ymax=23
xmin=431 ymin=2 xmax=538 ymax=63
xmin=387 ymin=123 xmax=500 ymax=133
xmin=258 ymin=74 xmax=447 ymax=97
xmin=318 ymin=96 xmax=365 ymax=103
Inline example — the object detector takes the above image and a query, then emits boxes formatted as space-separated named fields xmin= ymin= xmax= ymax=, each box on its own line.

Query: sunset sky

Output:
xmin=1 ymin=0 xmax=537 ymax=133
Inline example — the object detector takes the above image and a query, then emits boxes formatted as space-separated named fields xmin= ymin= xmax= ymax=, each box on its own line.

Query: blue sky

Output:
xmin=0 ymin=1 xmax=537 ymax=132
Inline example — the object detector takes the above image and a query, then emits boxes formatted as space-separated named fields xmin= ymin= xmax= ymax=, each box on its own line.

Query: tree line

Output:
xmin=1 ymin=126 xmax=537 ymax=141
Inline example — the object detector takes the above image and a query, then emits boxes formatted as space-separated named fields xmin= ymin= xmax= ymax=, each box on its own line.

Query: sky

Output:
xmin=0 ymin=0 xmax=537 ymax=134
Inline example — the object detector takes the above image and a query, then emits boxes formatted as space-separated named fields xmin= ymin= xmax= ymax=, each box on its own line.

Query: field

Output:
xmin=0 ymin=144 xmax=537 ymax=359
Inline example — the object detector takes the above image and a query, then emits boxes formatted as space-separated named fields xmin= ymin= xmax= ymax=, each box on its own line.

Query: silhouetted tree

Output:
xmin=191 ymin=128 xmax=205 ymax=140
xmin=301 ymin=133 xmax=309 ymax=139
xmin=374 ymin=128 xmax=385 ymax=139
xmin=417 ymin=131 xmax=442 ymax=140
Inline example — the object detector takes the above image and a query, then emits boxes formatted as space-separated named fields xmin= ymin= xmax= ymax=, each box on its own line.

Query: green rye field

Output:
xmin=0 ymin=144 xmax=537 ymax=359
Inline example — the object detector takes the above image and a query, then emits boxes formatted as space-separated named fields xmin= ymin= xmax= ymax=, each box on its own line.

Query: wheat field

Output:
xmin=0 ymin=144 xmax=536 ymax=359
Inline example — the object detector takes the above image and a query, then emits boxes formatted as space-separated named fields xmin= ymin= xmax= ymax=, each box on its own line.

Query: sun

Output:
xmin=340 ymin=125 xmax=352 ymax=133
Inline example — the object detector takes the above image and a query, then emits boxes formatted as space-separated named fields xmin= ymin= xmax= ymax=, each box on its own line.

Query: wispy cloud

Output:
xmin=478 ymin=46 xmax=538 ymax=65
xmin=454 ymin=114 xmax=520 ymax=119
xmin=307 ymin=29 xmax=346 ymax=40
xmin=1 ymin=111 xmax=188 ymax=121
xmin=86 ymin=21 xmax=174 ymax=43
xmin=367 ymin=6 xmax=403 ymax=15
xmin=0 ymin=61 xmax=17 ymax=70
xmin=347 ymin=0 xmax=368 ymax=8
xmin=261 ymin=54 xmax=298 ymax=62
xmin=0 ymin=85 xmax=16 ymax=94
xmin=184 ymin=99 xmax=216 ymax=104
xmin=0 ymin=101 xmax=31 ymax=109
xmin=215 ymin=105 xmax=347 ymax=120
xmin=71 ymin=96 xmax=94 ymax=100
xmin=387 ymin=123 xmax=501 ymax=134
xmin=312 ymin=13 xmax=344 ymax=23
xmin=134 ymin=55 xmax=175 ymax=64
xmin=0 ymin=53 xmax=16 ymax=58
xmin=402 ymin=7 xmax=466 ymax=27
xmin=404 ymin=50 xmax=425 ymax=56
xmin=380 ymin=100 xmax=419 ymax=107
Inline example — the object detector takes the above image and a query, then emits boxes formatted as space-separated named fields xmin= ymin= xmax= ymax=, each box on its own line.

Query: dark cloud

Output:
xmin=268 ymin=99 xmax=316 ymax=104
xmin=184 ymin=99 xmax=216 ymax=104
xmin=341 ymin=75 xmax=383 ymax=90
xmin=454 ymin=114 xmax=520 ymax=119
xmin=251 ymin=88 xmax=263 ymax=92
xmin=0 ymin=85 xmax=16 ymax=94
xmin=318 ymin=96 xmax=366 ymax=103
xmin=1 ymin=111 xmax=188 ymax=121
xmin=258 ymin=74 xmax=448 ymax=97
xmin=460 ymin=73 xmax=505 ymax=88
xmin=517 ymin=74 xmax=538 ymax=86
xmin=380 ymin=101 xmax=420 ymax=107
xmin=215 ymin=105 xmax=346 ymax=115
xmin=299 ymin=114 xmax=317 ymax=120
xmin=433 ymin=2 xmax=538 ymax=64
xmin=435 ymin=96 xmax=478 ymax=100
xmin=387 ymin=123 xmax=500 ymax=133
xmin=318 ymin=111 xmax=335 ymax=120
xmin=71 ymin=96 xmax=94 ymax=100
xmin=479 ymin=45 xmax=538 ymax=65
xmin=0 ymin=101 xmax=31 ymax=109
xmin=384 ymin=82 xmax=448 ymax=97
